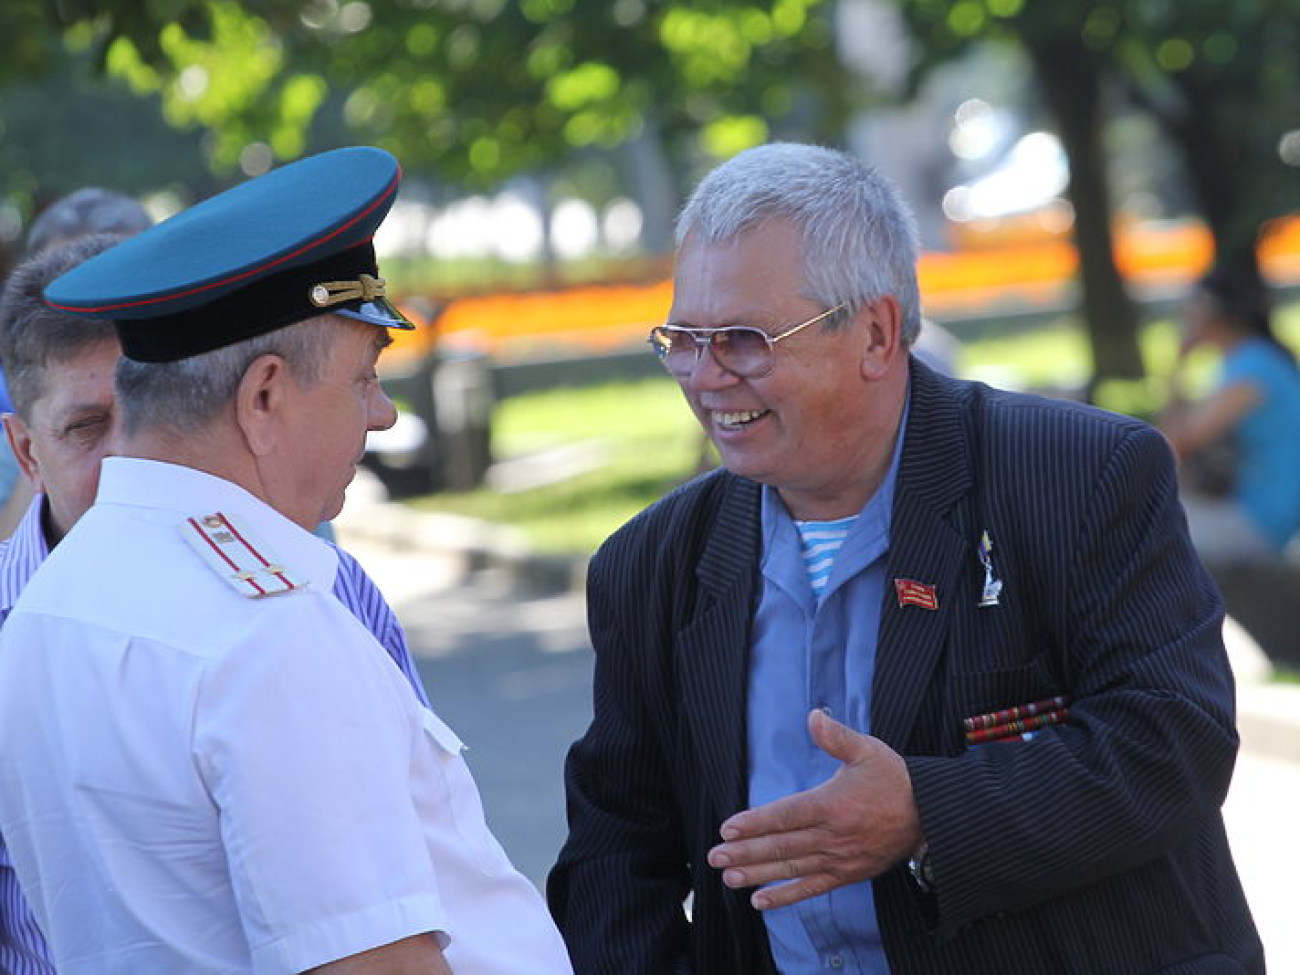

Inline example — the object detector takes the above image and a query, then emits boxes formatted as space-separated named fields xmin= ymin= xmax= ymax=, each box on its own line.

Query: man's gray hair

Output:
xmin=675 ymin=142 xmax=922 ymax=344
xmin=115 ymin=316 xmax=333 ymax=437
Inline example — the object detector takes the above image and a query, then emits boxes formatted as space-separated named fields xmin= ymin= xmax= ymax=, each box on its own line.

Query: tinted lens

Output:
xmin=646 ymin=327 xmax=693 ymax=375
xmin=713 ymin=327 xmax=773 ymax=377
xmin=649 ymin=325 xmax=774 ymax=378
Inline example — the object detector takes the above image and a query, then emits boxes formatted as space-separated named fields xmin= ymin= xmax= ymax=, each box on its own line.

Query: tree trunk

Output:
xmin=619 ymin=115 xmax=680 ymax=258
xmin=1143 ymin=75 xmax=1264 ymax=294
xmin=1026 ymin=35 xmax=1145 ymax=389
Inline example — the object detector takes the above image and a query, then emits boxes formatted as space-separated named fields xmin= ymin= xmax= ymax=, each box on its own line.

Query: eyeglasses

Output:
xmin=647 ymin=302 xmax=849 ymax=379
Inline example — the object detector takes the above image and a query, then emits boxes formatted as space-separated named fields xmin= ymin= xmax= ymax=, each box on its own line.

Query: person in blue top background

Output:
xmin=1161 ymin=264 xmax=1300 ymax=561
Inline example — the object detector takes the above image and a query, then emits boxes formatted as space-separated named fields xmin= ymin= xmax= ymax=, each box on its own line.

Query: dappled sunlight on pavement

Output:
xmin=1224 ymin=751 xmax=1300 ymax=970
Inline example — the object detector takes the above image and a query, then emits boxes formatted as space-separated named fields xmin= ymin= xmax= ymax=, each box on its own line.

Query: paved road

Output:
xmin=334 ymin=539 xmax=593 ymax=887
xmin=340 ymin=534 xmax=1300 ymax=969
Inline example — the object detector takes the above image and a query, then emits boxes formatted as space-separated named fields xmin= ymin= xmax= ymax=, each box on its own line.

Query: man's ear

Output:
xmin=858 ymin=295 xmax=904 ymax=381
xmin=4 ymin=412 xmax=44 ymax=493
xmin=234 ymin=354 xmax=292 ymax=457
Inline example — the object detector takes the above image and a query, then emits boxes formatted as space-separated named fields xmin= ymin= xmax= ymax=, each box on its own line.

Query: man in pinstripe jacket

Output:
xmin=548 ymin=143 xmax=1263 ymax=973
xmin=0 ymin=230 xmax=433 ymax=972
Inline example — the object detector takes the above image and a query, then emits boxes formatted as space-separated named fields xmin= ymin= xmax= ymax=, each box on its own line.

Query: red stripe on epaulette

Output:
xmin=187 ymin=516 xmax=267 ymax=597
xmin=213 ymin=513 xmax=298 ymax=592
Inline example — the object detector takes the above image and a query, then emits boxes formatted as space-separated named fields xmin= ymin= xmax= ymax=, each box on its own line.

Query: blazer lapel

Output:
xmin=872 ymin=362 xmax=975 ymax=748
xmin=673 ymin=362 xmax=978 ymax=806
xmin=677 ymin=476 xmax=762 ymax=818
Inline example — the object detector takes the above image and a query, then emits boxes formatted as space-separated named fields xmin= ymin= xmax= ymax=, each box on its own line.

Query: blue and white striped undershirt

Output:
xmin=793 ymin=515 xmax=858 ymax=599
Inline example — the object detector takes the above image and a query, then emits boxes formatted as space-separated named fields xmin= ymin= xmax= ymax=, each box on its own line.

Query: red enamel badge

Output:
xmin=894 ymin=578 xmax=939 ymax=611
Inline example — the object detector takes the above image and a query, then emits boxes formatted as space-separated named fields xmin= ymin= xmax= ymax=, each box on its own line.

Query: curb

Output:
xmin=1224 ymin=618 xmax=1300 ymax=765
xmin=335 ymin=490 xmax=588 ymax=597
xmin=1237 ymin=684 xmax=1300 ymax=766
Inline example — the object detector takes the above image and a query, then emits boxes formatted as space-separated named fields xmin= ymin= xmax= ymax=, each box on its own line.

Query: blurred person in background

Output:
xmin=549 ymin=142 xmax=1261 ymax=974
xmin=23 ymin=187 xmax=154 ymax=257
xmin=1160 ymin=264 xmax=1300 ymax=562
xmin=0 ymin=188 xmax=153 ymax=538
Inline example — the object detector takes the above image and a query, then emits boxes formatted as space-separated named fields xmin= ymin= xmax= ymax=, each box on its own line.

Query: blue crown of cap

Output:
xmin=42 ymin=146 xmax=408 ymax=362
xmin=45 ymin=146 xmax=400 ymax=321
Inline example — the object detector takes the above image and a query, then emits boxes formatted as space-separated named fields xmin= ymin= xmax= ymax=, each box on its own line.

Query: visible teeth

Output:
xmin=714 ymin=409 xmax=766 ymax=428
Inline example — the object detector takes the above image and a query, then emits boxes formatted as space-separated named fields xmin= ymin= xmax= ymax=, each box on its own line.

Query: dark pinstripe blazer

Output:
xmin=548 ymin=360 xmax=1264 ymax=974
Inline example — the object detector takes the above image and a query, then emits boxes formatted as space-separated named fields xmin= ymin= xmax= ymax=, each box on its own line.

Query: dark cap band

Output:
xmin=42 ymin=147 xmax=415 ymax=363
xmin=113 ymin=243 xmax=412 ymax=362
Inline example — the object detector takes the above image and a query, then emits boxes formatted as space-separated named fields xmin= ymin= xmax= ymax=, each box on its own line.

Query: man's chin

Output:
xmin=713 ymin=447 xmax=767 ymax=482
xmin=317 ymin=495 xmax=345 ymax=529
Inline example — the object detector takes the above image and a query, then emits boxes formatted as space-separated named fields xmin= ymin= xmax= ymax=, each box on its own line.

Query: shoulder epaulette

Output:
xmin=181 ymin=512 xmax=306 ymax=598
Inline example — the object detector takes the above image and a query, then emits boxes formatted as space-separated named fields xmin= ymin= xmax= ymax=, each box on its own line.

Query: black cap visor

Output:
xmin=336 ymin=296 xmax=414 ymax=330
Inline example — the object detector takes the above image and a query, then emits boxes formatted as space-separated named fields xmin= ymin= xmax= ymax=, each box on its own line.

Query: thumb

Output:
xmin=807 ymin=707 xmax=862 ymax=763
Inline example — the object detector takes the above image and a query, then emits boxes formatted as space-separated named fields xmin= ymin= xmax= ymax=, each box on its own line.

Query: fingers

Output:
xmin=710 ymin=838 xmax=848 ymax=891
xmin=717 ymin=851 xmax=822 ymax=892
xmin=708 ymin=825 xmax=825 ymax=877
xmin=706 ymin=721 xmax=923 ymax=910
xmin=708 ymin=832 xmax=894 ymax=911
xmin=707 ymin=807 xmax=881 ymax=906
xmin=751 ymin=875 xmax=839 ymax=911
xmin=719 ymin=790 xmax=824 ymax=843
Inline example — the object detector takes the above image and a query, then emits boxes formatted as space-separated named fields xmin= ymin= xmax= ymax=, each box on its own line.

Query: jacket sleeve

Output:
xmin=547 ymin=536 xmax=693 ymax=974
xmin=905 ymin=421 xmax=1237 ymax=935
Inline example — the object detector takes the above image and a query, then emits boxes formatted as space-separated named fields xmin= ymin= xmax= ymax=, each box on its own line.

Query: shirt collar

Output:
xmin=13 ymin=493 xmax=50 ymax=562
xmin=0 ymin=495 xmax=50 ymax=614
xmin=94 ymin=456 xmax=339 ymax=593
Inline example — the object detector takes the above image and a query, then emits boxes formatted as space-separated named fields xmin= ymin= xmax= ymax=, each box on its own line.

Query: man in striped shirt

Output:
xmin=0 ymin=231 xmax=430 ymax=972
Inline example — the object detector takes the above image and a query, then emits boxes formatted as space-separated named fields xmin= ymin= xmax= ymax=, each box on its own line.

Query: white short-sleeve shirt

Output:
xmin=0 ymin=458 xmax=572 ymax=975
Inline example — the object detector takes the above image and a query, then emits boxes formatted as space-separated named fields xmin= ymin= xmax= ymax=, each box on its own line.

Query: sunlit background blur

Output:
xmin=4 ymin=0 xmax=1300 ymax=496
xmin=5 ymin=5 xmax=1300 ymax=966
xmin=3 ymin=0 xmax=1299 ymax=526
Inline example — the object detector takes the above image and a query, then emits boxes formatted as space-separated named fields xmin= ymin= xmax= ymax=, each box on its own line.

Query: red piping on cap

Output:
xmin=47 ymin=168 xmax=401 ymax=316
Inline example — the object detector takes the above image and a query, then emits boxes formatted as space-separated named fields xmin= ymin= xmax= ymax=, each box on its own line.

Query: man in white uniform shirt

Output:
xmin=0 ymin=147 xmax=573 ymax=975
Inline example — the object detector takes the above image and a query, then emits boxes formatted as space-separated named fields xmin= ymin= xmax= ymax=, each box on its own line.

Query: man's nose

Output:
xmin=682 ymin=339 xmax=738 ymax=389
xmin=368 ymin=384 xmax=398 ymax=431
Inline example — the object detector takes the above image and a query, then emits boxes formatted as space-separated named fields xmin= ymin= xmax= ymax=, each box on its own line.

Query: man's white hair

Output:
xmin=675 ymin=142 xmax=922 ymax=343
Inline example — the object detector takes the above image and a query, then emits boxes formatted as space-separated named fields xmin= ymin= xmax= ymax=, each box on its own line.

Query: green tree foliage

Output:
xmin=898 ymin=0 xmax=1146 ymax=383
xmin=901 ymin=0 xmax=1300 ymax=318
xmin=1111 ymin=0 xmax=1300 ymax=278
xmin=9 ymin=0 xmax=855 ymax=192
xmin=899 ymin=0 xmax=1300 ymax=384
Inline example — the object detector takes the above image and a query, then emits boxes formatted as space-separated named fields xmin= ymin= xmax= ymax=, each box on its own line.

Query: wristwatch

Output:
xmin=907 ymin=841 xmax=935 ymax=893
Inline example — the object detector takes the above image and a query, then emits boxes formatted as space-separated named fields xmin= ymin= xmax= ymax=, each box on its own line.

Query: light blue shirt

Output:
xmin=1219 ymin=338 xmax=1300 ymax=549
xmin=747 ymin=422 xmax=905 ymax=975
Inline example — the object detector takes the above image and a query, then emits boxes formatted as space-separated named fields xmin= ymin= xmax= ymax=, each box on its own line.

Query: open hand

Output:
xmin=706 ymin=709 xmax=922 ymax=911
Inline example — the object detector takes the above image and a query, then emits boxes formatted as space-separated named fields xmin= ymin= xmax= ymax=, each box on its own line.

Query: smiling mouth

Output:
xmin=713 ymin=409 xmax=769 ymax=430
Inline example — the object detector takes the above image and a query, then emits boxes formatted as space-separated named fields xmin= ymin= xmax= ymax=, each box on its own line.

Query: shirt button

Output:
xmin=828 ymin=954 xmax=844 ymax=970
xmin=819 ymin=705 xmax=833 ymax=718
